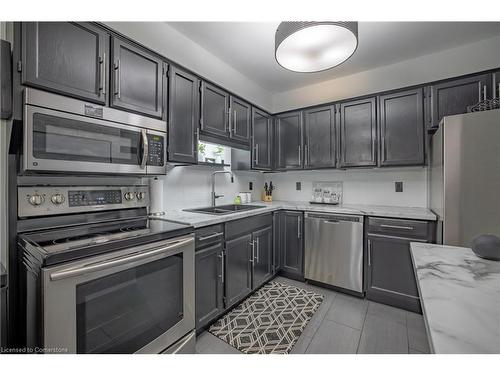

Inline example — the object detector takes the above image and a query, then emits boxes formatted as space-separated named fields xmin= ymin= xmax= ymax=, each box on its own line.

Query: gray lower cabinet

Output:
xmin=365 ymin=217 xmax=435 ymax=313
xmin=168 ymin=66 xmax=199 ymax=163
xmin=279 ymin=211 xmax=304 ymax=280
xmin=303 ymin=105 xmax=336 ymax=169
xmin=195 ymin=243 xmax=224 ymax=330
xmin=378 ymin=88 xmax=425 ymax=166
xmin=252 ymin=226 xmax=273 ymax=289
xmin=276 ymin=111 xmax=303 ymax=170
xmin=225 ymin=233 xmax=252 ymax=307
xmin=338 ymin=97 xmax=377 ymax=168
xmin=251 ymin=108 xmax=273 ymax=170
xmin=110 ymin=37 xmax=164 ymax=118
xmin=21 ymin=22 xmax=109 ymax=104
xmin=200 ymin=81 xmax=229 ymax=138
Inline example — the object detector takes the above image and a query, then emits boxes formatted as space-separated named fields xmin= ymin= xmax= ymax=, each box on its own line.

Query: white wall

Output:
xmin=263 ymin=167 xmax=428 ymax=207
xmin=272 ymin=35 xmax=500 ymax=112
xmin=104 ymin=22 xmax=273 ymax=112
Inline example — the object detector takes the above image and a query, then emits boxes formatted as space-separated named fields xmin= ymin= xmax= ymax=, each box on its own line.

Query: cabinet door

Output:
xmin=168 ymin=66 xmax=199 ymax=163
xmin=273 ymin=212 xmax=281 ymax=273
xmin=338 ymin=97 xmax=377 ymax=168
xmin=200 ymin=81 xmax=229 ymax=138
xmin=276 ymin=111 xmax=303 ymax=170
xmin=430 ymin=73 xmax=491 ymax=131
xmin=229 ymin=96 xmax=251 ymax=144
xmin=280 ymin=211 xmax=304 ymax=280
xmin=303 ymin=105 xmax=336 ymax=169
xmin=252 ymin=226 xmax=273 ymax=289
xmin=195 ymin=244 xmax=224 ymax=330
xmin=22 ymin=22 xmax=108 ymax=104
xmin=366 ymin=236 xmax=421 ymax=312
xmin=378 ymin=88 xmax=425 ymax=166
xmin=111 ymin=37 xmax=164 ymax=118
xmin=225 ymin=234 xmax=252 ymax=307
xmin=251 ymin=107 xmax=273 ymax=170
xmin=493 ymin=71 xmax=500 ymax=100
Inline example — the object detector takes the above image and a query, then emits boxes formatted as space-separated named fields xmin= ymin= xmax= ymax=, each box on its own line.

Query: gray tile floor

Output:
xmin=196 ymin=276 xmax=430 ymax=354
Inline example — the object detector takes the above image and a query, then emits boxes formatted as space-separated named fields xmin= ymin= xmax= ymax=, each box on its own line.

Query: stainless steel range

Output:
xmin=18 ymin=184 xmax=195 ymax=354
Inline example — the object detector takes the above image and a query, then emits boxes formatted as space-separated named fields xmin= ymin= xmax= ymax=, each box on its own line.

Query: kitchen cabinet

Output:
xmin=224 ymin=233 xmax=252 ymax=307
xmin=429 ymin=73 xmax=491 ymax=132
xmin=251 ymin=108 xmax=273 ymax=170
xmin=110 ymin=37 xmax=164 ymax=119
xmin=493 ymin=71 xmax=500 ymax=99
xmin=279 ymin=211 xmax=304 ymax=280
xmin=276 ymin=111 xmax=303 ymax=170
xmin=195 ymin=243 xmax=224 ymax=330
xmin=378 ymin=88 xmax=425 ymax=166
xmin=229 ymin=96 xmax=251 ymax=144
xmin=252 ymin=225 xmax=273 ymax=289
xmin=168 ymin=66 xmax=200 ymax=163
xmin=338 ymin=97 xmax=377 ymax=168
xmin=21 ymin=22 xmax=109 ymax=104
xmin=365 ymin=217 xmax=435 ymax=313
xmin=200 ymin=81 xmax=229 ymax=138
xmin=303 ymin=105 xmax=336 ymax=169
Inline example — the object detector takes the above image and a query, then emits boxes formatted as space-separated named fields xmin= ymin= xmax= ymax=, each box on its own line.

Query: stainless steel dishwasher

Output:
xmin=304 ymin=212 xmax=364 ymax=293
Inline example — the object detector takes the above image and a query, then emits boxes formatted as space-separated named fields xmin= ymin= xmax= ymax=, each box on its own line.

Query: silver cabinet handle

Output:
xmin=198 ymin=232 xmax=223 ymax=241
xmin=483 ymin=85 xmax=487 ymax=101
xmin=99 ymin=52 xmax=106 ymax=96
xmin=114 ymin=59 xmax=121 ymax=98
xmin=254 ymin=143 xmax=259 ymax=165
xmin=219 ymin=252 xmax=225 ymax=282
xmin=140 ymin=129 xmax=148 ymax=169
xmin=298 ymin=145 xmax=302 ymax=166
xmin=255 ymin=237 xmax=260 ymax=263
xmin=367 ymin=239 xmax=372 ymax=266
xmin=304 ymin=144 xmax=309 ymax=166
xmin=233 ymin=110 xmax=237 ymax=133
xmin=297 ymin=216 xmax=301 ymax=238
xmin=380 ymin=224 xmax=414 ymax=231
xmin=50 ymin=237 xmax=194 ymax=281
xmin=249 ymin=240 xmax=255 ymax=264
xmin=227 ymin=108 xmax=231 ymax=133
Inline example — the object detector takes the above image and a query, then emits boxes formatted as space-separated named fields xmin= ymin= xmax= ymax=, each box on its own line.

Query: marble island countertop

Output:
xmin=410 ymin=242 xmax=500 ymax=354
xmin=158 ymin=200 xmax=436 ymax=228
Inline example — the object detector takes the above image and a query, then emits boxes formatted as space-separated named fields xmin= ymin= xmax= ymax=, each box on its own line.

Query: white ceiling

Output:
xmin=167 ymin=22 xmax=500 ymax=93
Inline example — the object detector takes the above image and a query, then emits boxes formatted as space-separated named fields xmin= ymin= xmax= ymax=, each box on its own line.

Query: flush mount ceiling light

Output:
xmin=275 ymin=21 xmax=358 ymax=73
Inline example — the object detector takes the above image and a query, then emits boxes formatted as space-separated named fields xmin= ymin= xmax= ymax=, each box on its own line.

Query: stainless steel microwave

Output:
xmin=23 ymin=88 xmax=167 ymax=175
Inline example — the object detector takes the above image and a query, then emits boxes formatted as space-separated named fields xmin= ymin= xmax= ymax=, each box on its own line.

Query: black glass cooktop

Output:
xmin=21 ymin=217 xmax=193 ymax=266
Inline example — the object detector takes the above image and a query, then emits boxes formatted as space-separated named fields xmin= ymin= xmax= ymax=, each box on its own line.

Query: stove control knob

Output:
xmin=136 ymin=192 xmax=146 ymax=201
xmin=124 ymin=192 xmax=135 ymax=201
xmin=28 ymin=193 xmax=45 ymax=206
xmin=51 ymin=193 xmax=65 ymax=205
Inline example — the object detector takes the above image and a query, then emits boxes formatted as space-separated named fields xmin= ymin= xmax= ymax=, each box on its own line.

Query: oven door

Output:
xmin=41 ymin=235 xmax=194 ymax=354
xmin=23 ymin=104 xmax=166 ymax=175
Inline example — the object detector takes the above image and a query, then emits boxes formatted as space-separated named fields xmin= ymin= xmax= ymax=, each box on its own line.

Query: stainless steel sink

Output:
xmin=184 ymin=204 xmax=265 ymax=215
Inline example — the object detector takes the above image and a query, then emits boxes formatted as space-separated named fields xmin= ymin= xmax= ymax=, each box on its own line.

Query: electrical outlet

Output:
xmin=395 ymin=181 xmax=403 ymax=192
xmin=249 ymin=181 xmax=253 ymax=191
xmin=296 ymin=182 xmax=301 ymax=191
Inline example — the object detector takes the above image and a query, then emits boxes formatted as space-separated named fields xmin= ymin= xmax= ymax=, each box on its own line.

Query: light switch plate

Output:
xmin=296 ymin=182 xmax=301 ymax=191
xmin=395 ymin=181 xmax=403 ymax=192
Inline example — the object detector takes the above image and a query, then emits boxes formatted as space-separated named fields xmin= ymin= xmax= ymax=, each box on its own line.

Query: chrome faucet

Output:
xmin=211 ymin=170 xmax=234 ymax=207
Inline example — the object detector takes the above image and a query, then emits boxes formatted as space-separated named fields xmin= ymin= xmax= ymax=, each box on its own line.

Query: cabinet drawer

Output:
xmin=195 ymin=224 xmax=224 ymax=249
xmin=367 ymin=217 xmax=431 ymax=240
xmin=225 ymin=214 xmax=273 ymax=240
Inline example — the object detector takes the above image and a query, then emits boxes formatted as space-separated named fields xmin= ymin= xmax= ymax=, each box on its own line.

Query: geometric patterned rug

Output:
xmin=209 ymin=281 xmax=324 ymax=354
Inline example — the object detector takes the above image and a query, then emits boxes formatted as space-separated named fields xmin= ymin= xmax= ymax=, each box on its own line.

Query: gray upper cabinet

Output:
xmin=200 ymin=81 xmax=229 ymax=138
xmin=429 ymin=73 xmax=491 ymax=132
xmin=492 ymin=71 xmax=500 ymax=100
xmin=229 ymin=96 xmax=251 ymax=144
xmin=168 ymin=66 xmax=200 ymax=163
xmin=303 ymin=105 xmax=336 ymax=169
xmin=21 ymin=22 xmax=108 ymax=104
xmin=252 ymin=225 xmax=273 ymax=289
xmin=338 ymin=97 xmax=377 ymax=168
xmin=110 ymin=37 xmax=164 ymax=119
xmin=378 ymin=88 xmax=425 ymax=166
xmin=225 ymin=233 xmax=252 ymax=308
xmin=251 ymin=108 xmax=273 ymax=170
xmin=279 ymin=211 xmax=304 ymax=280
xmin=276 ymin=111 xmax=303 ymax=170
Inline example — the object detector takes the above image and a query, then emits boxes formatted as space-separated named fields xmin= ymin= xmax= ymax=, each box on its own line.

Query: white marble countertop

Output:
xmin=410 ymin=242 xmax=500 ymax=354
xmin=158 ymin=200 xmax=436 ymax=228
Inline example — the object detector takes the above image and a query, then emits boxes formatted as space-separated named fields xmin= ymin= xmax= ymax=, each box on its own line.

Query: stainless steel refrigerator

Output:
xmin=429 ymin=109 xmax=500 ymax=247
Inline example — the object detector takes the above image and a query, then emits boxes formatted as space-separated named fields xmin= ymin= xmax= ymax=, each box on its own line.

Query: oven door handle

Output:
xmin=141 ymin=129 xmax=149 ymax=169
xmin=49 ymin=237 xmax=194 ymax=281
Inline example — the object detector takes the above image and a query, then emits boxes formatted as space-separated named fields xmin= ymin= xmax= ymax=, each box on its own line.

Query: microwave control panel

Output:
xmin=147 ymin=134 xmax=165 ymax=166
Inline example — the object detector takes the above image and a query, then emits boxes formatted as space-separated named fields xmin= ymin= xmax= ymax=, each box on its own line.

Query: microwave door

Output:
xmin=24 ymin=105 xmax=147 ymax=175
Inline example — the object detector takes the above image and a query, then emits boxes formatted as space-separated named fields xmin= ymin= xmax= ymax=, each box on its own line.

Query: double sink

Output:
xmin=184 ymin=204 xmax=265 ymax=216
